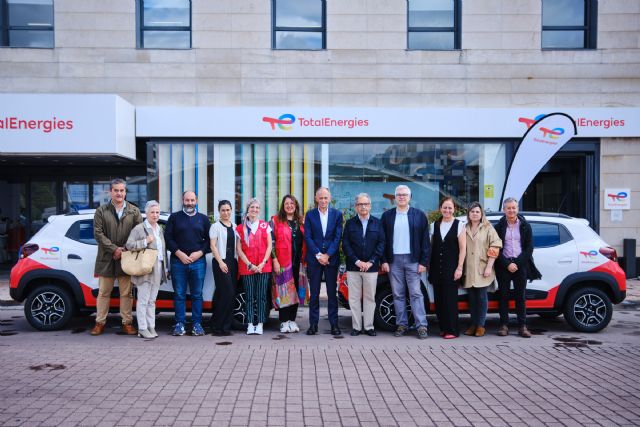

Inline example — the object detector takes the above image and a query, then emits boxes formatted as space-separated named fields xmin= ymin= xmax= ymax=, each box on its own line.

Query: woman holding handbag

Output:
xmin=209 ymin=200 xmax=238 ymax=336
xmin=236 ymin=198 xmax=272 ymax=335
xmin=270 ymin=195 xmax=305 ymax=334
xmin=463 ymin=202 xmax=502 ymax=337
xmin=125 ymin=200 xmax=167 ymax=339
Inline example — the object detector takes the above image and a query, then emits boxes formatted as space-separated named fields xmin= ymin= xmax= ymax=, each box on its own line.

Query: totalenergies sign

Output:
xmin=262 ymin=113 xmax=369 ymax=132
xmin=604 ymin=188 xmax=631 ymax=210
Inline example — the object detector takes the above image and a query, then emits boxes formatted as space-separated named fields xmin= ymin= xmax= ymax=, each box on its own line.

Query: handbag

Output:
xmin=121 ymin=228 xmax=158 ymax=276
xmin=271 ymin=264 xmax=299 ymax=309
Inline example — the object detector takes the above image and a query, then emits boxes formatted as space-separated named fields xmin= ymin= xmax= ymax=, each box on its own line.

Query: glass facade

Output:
xmin=147 ymin=141 xmax=507 ymax=221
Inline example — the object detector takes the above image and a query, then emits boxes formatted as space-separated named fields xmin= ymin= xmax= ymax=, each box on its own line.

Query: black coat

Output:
xmin=342 ymin=215 xmax=385 ymax=272
xmin=493 ymin=214 xmax=542 ymax=281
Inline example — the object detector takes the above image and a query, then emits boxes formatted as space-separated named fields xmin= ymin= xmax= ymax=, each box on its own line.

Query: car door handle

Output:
xmin=558 ymin=258 xmax=573 ymax=263
xmin=68 ymin=254 xmax=82 ymax=260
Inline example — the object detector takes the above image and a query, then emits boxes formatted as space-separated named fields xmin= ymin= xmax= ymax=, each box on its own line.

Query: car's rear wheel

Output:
xmin=563 ymin=287 xmax=612 ymax=333
xmin=374 ymin=288 xmax=397 ymax=332
xmin=24 ymin=286 xmax=75 ymax=331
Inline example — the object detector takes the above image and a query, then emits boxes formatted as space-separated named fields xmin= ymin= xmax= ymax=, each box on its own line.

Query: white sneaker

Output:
xmin=256 ymin=323 xmax=263 ymax=335
xmin=247 ymin=324 xmax=255 ymax=335
xmin=148 ymin=327 xmax=158 ymax=338
xmin=280 ymin=322 xmax=290 ymax=333
xmin=289 ymin=321 xmax=300 ymax=333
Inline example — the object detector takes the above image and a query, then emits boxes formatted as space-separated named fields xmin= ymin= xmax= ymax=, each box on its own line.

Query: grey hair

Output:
xmin=144 ymin=200 xmax=160 ymax=213
xmin=502 ymin=197 xmax=518 ymax=208
xmin=395 ymin=185 xmax=411 ymax=197
xmin=355 ymin=193 xmax=371 ymax=203
xmin=110 ymin=178 xmax=126 ymax=189
xmin=182 ymin=190 xmax=197 ymax=200
xmin=315 ymin=186 xmax=331 ymax=196
xmin=245 ymin=197 xmax=261 ymax=214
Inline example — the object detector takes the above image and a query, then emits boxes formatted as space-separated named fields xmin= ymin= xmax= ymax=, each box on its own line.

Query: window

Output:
xmin=542 ymin=0 xmax=597 ymax=49
xmin=530 ymin=222 xmax=573 ymax=248
xmin=0 ymin=0 xmax=54 ymax=48
xmin=137 ymin=0 xmax=191 ymax=49
xmin=407 ymin=0 xmax=461 ymax=50
xmin=272 ymin=0 xmax=325 ymax=50
xmin=65 ymin=220 xmax=96 ymax=246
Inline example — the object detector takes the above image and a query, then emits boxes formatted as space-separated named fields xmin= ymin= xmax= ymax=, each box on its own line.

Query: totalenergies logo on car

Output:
xmin=518 ymin=114 xmax=564 ymax=140
xmin=607 ymin=191 xmax=628 ymax=202
xmin=579 ymin=250 xmax=598 ymax=259
xmin=262 ymin=114 xmax=295 ymax=131
xmin=41 ymin=246 xmax=60 ymax=255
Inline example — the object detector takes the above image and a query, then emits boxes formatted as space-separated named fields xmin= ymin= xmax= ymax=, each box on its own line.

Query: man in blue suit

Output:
xmin=304 ymin=187 xmax=343 ymax=336
xmin=381 ymin=185 xmax=431 ymax=339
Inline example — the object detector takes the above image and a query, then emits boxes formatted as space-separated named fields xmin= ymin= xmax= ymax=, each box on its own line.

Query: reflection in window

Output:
xmin=272 ymin=0 xmax=325 ymax=50
xmin=542 ymin=0 xmax=597 ymax=49
xmin=1 ymin=0 xmax=54 ymax=48
xmin=137 ymin=0 xmax=191 ymax=49
xmin=408 ymin=0 xmax=460 ymax=50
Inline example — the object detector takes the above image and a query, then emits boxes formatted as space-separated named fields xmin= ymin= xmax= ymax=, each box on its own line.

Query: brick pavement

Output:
xmin=1 ymin=304 xmax=640 ymax=427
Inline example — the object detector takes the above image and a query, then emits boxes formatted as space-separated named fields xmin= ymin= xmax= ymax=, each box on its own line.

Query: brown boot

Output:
xmin=518 ymin=326 xmax=532 ymax=338
xmin=90 ymin=322 xmax=106 ymax=336
xmin=475 ymin=326 xmax=486 ymax=337
xmin=464 ymin=325 xmax=476 ymax=336
xmin=497 ymin=324 xmax=509 ymax=336
xmin=122 ymin=323 xmax=137 ymax=335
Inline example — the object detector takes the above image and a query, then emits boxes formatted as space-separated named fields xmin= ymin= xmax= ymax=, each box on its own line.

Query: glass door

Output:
xmin=30 ymin=180 xmax=58 ymax=237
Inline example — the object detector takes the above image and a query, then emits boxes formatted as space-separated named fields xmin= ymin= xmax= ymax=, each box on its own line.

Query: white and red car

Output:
xmin=11 ymin=211 xmax=627 ymax=333
xmin=337 ymin=212 xmax=627 ymax=333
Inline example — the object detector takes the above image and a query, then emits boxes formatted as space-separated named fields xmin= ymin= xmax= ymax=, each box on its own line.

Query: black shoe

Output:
xmin=350 ymin=329 xmax=361 ymax=336
xmin=306 ymin=325 xmax=318 ymax=335
xmin=331 ymin=326 xmax=342 ymax=336
xmin=365 ymin=329 xmax=377 ymax=336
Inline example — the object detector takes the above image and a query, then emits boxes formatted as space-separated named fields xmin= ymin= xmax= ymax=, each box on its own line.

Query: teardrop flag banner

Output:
xmin=500 ymin=112 xmax=578 ymax=206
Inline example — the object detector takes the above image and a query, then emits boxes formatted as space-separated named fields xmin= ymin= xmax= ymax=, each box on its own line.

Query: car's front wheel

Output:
xmin=374 ymin=288 xmax=397 ymax=332
xmin=563 ymin=287 xmax=612 ymax=333
xmin=24 ymin=285 xmax=75 ymax=331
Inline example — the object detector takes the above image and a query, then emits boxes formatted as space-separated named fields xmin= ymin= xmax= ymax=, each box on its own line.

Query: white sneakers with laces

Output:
xmin=289 ymin=321 xmax=300 ymax=333
xmin=247 ymin=323 xmax=255 ymax=335
xmin=280 ymin=322 xmax=290 ymax=333
xmin=255 ymin=323 xmax=263 ymax=335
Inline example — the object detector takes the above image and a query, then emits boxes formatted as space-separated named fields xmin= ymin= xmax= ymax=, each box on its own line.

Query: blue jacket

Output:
xmin=380 ymin=207 xmax=430 ymax=266
xmin=304 ymin=207 xmax=343 ymax=267
xmin=342 ymin=215 xmax=386 ymax=272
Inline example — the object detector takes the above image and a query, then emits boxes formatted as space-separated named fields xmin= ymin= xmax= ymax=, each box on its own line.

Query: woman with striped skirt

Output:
xmin=236 ymin=198 xmax=273 ymax=335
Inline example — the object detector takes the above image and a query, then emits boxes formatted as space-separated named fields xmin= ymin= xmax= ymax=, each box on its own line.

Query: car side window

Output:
xmin=530 ymin=222 xmax=573 ymax=248
xmin=65 ymin=219 xmax=97 ymax=245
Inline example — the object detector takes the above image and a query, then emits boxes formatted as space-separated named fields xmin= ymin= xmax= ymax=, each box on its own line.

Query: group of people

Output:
xmin=89 ymin=179 xmax=540 ymax=340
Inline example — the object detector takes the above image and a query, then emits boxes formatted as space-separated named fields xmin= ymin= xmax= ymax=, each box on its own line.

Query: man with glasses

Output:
xmin=342 ymin=193 xmax=385 ymax=336
xmin=381 ymin=185 xmax=431 ymax=339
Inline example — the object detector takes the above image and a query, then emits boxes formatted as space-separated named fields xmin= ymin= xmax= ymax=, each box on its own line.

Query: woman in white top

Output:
xmin=126 ymin=200 xmax=167 ymax=339
xmin=429 ymin=197 xmax=466 ymax=339
xmin=209 ymin=200 xmax=238 ymax=336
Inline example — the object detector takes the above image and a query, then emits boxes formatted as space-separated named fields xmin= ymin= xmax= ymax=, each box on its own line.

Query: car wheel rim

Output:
xmin=573 ymin=293 xmax=607 ymax=327
xmin=378 ymin=294 xmax=396 ymax=326
xmin=233 ymin=293 xmax=247 ymax=324
xmin=30 ymin=292 xmax=66 ymax=326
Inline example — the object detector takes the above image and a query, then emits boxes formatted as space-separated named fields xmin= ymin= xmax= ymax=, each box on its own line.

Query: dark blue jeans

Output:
xmin=171 ymin=257 xmax=206 ymax=325
xmin=467 ymin=286 xmax=488 ymax=327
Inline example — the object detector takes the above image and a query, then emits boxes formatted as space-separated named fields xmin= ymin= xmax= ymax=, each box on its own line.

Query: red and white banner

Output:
xmin=501 ymin=113 xmax=578 ymax=204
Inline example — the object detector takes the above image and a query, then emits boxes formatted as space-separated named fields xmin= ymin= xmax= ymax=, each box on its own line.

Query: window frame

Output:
xmin=0 ymin=0 xmax=54 ymax=48
xmin=136 ymin=0 xmax=192 ymax=50
xmin=529 ymin=221 xmax=574 ymax=249
xmin=271 ymin=0 xmax=327 ymax=50
xmin=406 ymin=0 xmax=461 ymax=51
xmin=541 ymin=0 xmax=597 ymax=50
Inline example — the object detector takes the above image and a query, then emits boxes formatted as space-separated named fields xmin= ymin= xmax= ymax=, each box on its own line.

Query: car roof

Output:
xmin=485 ymin=211 xmax=572 ymax=219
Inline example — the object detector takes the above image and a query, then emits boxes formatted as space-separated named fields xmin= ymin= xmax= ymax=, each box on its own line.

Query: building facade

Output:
xmin=0 ymin=0 xmax=639 ymax=270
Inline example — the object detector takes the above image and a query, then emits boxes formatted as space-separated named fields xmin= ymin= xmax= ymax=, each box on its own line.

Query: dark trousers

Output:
xmin=433 ymin=280 xmax=459 ymax=335
xmin=497 ymin=267 xmax=527 ymax=326
xmin=211 ymin=258 xmax=237 ymax=332
xmin=308 ymin=263 xmax=338 ymax=327
xmin=279 ymin=262 xmax=300 ymax=323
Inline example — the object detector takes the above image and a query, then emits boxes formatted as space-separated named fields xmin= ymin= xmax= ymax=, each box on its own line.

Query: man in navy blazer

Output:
xmin=304 ymin=187 xmax=343 ymax=336
xmin=380 ymin=185 xmax=431 ymax=339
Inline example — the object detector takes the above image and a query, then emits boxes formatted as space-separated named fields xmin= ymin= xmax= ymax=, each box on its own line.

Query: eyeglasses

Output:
xmin=395 ymin=193 xmax=410 ymax=198
xmin=355 ymin=203 xmax=371 ymax=207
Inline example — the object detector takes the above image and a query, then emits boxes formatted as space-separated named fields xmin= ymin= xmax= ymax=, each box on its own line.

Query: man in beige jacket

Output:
xmin=90 ymin=178 xmax=142 ymax=336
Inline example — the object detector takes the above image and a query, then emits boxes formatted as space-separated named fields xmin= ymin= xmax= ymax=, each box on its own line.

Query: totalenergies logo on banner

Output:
xmin=607 ymin=191 xmax=628 ymax=202
xmin=518 ymin=114 xmax=564 ymax=140
xmin=262 ymin=113 xmax=370 ymax=131
xmin=262 ymin=114 xmax=296 ymax=131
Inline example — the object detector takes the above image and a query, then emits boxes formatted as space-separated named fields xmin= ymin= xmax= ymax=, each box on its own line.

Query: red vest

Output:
xmin=271 ymin=216 xmax=306 ymax=267
xmin=237 ymin=220 xmax=272 ymax=276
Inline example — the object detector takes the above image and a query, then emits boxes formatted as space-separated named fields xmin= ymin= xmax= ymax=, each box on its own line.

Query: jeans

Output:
xmin=467 ymin=286 xmax=488 ymax=327
xmin=389 ymin=254 xmax=427 ymax=328
xmin=171 ymin=257 xmax=206 ymax=325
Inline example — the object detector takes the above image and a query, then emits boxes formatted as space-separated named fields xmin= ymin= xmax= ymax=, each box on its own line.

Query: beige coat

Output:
xmin=463 ymin=221 xmax=502 ymax=288
xmin=125 ymin=222 xmax=168 ymax=286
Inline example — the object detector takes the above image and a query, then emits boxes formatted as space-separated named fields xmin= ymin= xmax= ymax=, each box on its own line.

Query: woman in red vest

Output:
xmin=270 ymin=195 xmax=305 ymax=333
xmin=236 ymin=198 xmax=272 ymax=335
